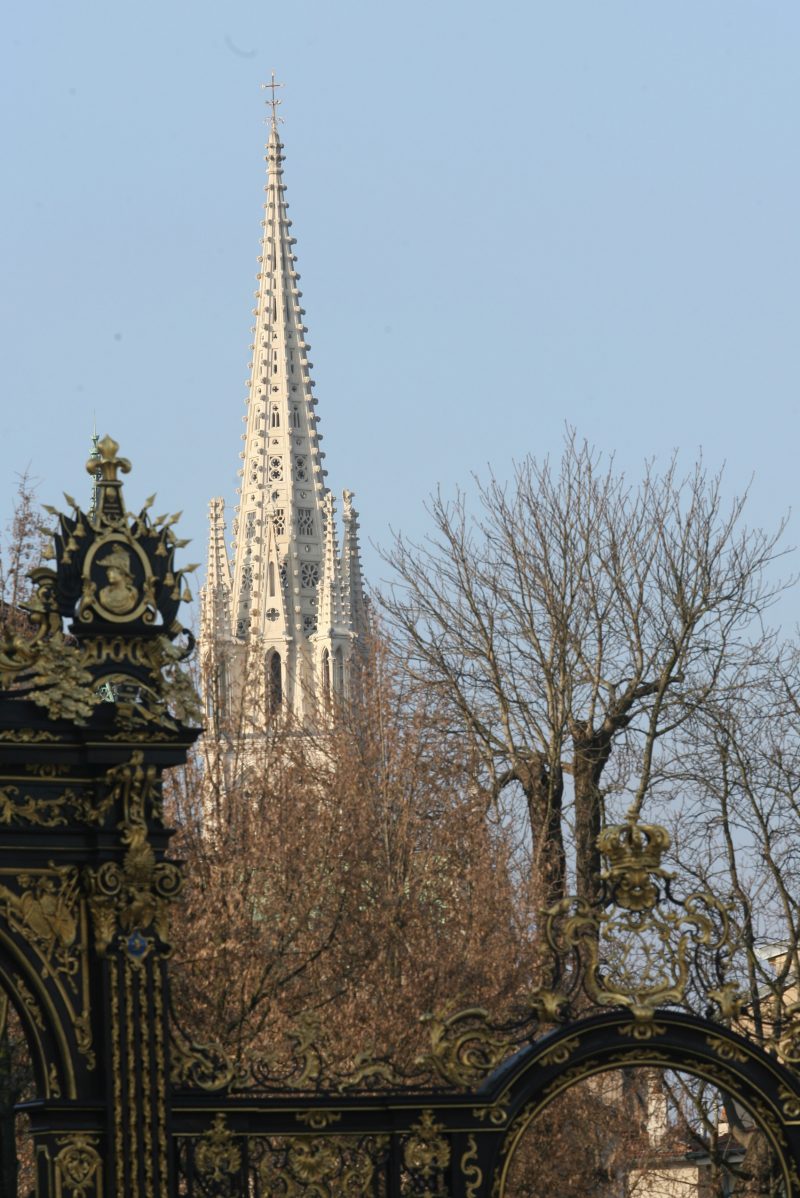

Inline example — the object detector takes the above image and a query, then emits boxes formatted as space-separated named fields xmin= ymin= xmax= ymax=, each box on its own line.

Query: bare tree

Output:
xmin=669 ymin=638 xmax=800 ymax=1048
xmin=380 ymin=434 xmax=788 ymax=902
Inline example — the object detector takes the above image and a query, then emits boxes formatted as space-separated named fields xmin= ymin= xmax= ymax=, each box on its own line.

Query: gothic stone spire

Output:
xmin=201 ymin=93 xmax=365 ymax=724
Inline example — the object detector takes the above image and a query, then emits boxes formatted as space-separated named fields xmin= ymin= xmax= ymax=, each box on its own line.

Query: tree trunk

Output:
xmin=520 ymin=756 xmax=566 ymax=904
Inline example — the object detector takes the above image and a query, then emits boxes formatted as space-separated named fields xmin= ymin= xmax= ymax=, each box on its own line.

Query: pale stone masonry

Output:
xmin=200 ymin=114 xmax=367 ymax=724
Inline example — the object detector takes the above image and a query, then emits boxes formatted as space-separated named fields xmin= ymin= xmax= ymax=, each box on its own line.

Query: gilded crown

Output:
xmin=597 ymin=814 xmax=673 ymax=911
xmin=597 ymin=817 xmax=671 ymax=874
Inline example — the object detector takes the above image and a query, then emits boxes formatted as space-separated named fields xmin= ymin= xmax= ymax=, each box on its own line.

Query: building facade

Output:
xmin=200 ymin=106 xmax=367 ymax=726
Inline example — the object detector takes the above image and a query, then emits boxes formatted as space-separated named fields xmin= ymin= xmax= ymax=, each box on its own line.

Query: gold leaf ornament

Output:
xmin=195 ymin=1114 xmax=242 ymax=1183
xmin=417 ymin=1006 xmax=513 ymax=1088
xmin=54 ymin=1133 xmax=102 ymax=1197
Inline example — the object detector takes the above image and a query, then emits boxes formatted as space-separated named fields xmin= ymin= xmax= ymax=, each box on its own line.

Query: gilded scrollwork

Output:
xmin=416 ymin=1008 xmax=513 ymax=1089
xmin=527 ymin=810 xmax=743 ymax=1026
xmin=171 ymin=1010 xmax=323 ymax=1094
xmin=0 ymin=780 xmax=128 ymax=829
xmin=295 ymin=1110 xmax=343 ymax=1130
xmin=617 ymin=1021 xmax=667 ymax=1041
xmin=12 ymin=971 xmax=45 ymax=1031
xmin=0 ymin=728 xmax=60 ymax=742
xmin=403 ymin=1110 xmax=451 ymax=1195
xmin=779 ymin=1084 xmax=800 ymax=1121
xmin=460 ymin=1135 xmax=483 ymax=1198
xmin=194 ymin=1114 xmax=242 ymax=1184
xmin=83 ymin=753 xmax=182 ymax=962
xmin=0 ymin=784 xmax=68 ymax=827
xmin=53 ymin=1132 xmax=102 ymax=1198
xmin=706 ymin=1033 xmax=748 ymax=1062
xmin=169 ymin=1026 xmax=239 ymax=1092
xmin=472 ymin=1092 xmax=511 ymax=1126
xmin=771 ymin=1002 xmax=800 ymax=1066
xmin=538 ymin=1036 xmax=581 ymax=1066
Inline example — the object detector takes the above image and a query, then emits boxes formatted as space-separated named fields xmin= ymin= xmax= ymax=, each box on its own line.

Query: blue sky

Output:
xmin=1 ymin=2 xmax=798 ymax=622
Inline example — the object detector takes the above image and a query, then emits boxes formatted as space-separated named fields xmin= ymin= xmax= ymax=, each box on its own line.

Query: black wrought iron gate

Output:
xmin=0 ymin=438 xmax=799 ymax=1196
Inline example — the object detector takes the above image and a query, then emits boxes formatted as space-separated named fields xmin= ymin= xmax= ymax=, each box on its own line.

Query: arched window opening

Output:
xmin=268 ymin=562 xmax=276 ymax=597
xmin=270 ymin=405 xmax=280 ymax=428
xmin=333 ymin=647 xmax=344 ymax=697
xmin=268 ymin=652 xmax=282 ymax=711
xmin=321 ymin=649 xmax=330 ymax=701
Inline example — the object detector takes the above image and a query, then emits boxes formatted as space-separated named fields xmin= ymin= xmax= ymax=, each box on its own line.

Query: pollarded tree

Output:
xmin=380 ymin=433 xmax=788 ymax=902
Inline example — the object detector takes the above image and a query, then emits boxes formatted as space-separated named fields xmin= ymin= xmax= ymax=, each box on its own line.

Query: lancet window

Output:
xmin=321 ymin=648 xmax=330 ymax=700
xmin=268 ymin=652 xmax=282 ymax=711
xmin=333 ymin=647 xmax=344 ymax=696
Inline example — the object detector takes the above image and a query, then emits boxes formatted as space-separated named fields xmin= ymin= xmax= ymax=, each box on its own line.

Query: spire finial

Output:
xmin=261 ymin=71 xmax=284 ymax=130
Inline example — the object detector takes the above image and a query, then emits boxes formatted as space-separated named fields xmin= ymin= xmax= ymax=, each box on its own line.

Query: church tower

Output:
xmin=200 ymin=86 xmax=367 ymax=726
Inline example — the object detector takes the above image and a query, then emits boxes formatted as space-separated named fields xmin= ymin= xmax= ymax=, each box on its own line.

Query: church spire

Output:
xmin=228 ymin=97 xmax=327 ymax=656
xmin=201 ymin=498 xmax=232 ymax=642
xmin=201 ymin=85 xmax=366 ymax=724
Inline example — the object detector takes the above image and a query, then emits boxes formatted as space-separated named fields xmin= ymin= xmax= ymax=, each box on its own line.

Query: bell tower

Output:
xmin=200 ymin=82 xmax=367 ymax=727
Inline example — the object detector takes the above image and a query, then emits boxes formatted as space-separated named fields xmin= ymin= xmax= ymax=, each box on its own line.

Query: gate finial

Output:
xmin=85 ymin=434 xmax=131 ymax=525
xmin=0 ymin=438 xmax=201 ymax=729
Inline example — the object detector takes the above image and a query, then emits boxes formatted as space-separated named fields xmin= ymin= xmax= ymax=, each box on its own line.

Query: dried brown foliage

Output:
xmin=167 ymin=639 xmax=540 ymax=1072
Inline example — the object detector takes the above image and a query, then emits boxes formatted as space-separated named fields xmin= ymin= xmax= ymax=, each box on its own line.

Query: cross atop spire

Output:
xmin=261 ymin=71 xmax=284 ymax=130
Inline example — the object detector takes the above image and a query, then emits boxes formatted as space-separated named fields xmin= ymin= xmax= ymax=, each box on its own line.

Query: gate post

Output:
xmin=0 ymin=436 xmax=200 ymax=1196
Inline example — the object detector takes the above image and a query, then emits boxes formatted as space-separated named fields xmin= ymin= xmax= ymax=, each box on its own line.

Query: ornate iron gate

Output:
xmin=0 ymin=438 xmax=798 ymax=1195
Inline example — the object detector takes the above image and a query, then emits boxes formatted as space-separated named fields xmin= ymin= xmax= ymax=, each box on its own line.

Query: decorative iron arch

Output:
xmin=485 ymin=1010 xmax=800 ymax=1197
xmin=0 ymin=932 xmax=75 ymax=1102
